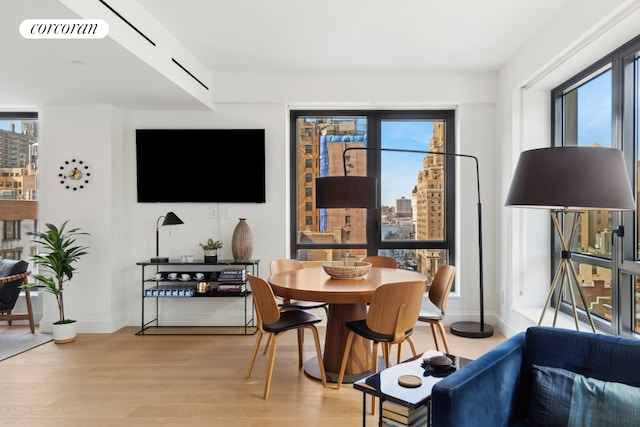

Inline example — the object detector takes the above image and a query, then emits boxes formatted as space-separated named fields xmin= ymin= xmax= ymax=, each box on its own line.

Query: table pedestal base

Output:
xmin=303 ymin=356 xmax=372 ymax=384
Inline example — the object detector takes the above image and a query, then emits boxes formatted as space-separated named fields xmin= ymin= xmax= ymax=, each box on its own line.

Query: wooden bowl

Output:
xmin=322 ymin=261 xmax=372 ymax=279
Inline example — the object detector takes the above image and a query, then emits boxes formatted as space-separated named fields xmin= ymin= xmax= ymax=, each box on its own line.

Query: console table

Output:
xmin=136 ymin=259 xmax=259 ymax=335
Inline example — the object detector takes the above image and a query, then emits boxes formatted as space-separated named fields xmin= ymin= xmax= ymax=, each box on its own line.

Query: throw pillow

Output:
xmin=526 ymin=365 xmax=640 ymax=427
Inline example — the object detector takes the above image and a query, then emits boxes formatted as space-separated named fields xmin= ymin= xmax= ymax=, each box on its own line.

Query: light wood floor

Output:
xmin=0 ymin=323 xmax=505 ymax=426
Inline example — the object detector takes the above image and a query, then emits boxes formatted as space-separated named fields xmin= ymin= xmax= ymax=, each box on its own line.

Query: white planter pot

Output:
xmin=52 ymin=321 xmax=77 ymax=344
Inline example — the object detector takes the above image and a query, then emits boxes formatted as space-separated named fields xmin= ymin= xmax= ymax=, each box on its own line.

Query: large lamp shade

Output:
xmin=316 ymin=176 xmax=377 ymax=209
xmin=505 ymin=146 xmax=634 ymax=211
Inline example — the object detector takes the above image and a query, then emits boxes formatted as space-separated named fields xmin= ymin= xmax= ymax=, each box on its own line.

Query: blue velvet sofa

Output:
xmin=431 ymin=326 xmax=640 ymax=427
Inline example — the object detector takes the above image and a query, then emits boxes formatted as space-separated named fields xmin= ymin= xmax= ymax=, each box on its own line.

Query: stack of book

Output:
xmin=216 ymin=282 xmax=246 ymax=293
xmin=217 ymin=268 xmax=246 ymax=282
xmin=381 ymin=400 xmax=429 ymax=427
xmin=216 ymin=268 xmax=246 ymax=293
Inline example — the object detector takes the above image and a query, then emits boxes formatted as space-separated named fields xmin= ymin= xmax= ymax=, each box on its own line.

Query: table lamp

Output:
xmin=505 ymin=146 xmax=635 ymax=331
xmin=316 ymin=146 xmax=494 ymax=338
xmin=150 ymin=211 xmax=184 ymax=263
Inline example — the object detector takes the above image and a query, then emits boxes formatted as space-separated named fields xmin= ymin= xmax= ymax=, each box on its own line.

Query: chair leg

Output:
xmin=430 ymin=323 xmax=441 ymax=351
xmin=336 ymin=331 xmax=356 ymax=390
xmin=246 ymin=330 xmax=265 ymax=378
xmin=371 ymin=342 xmax=382 ymax=415
xmin=263 ymin=332 xmax=281 ymax=400
xmin=25 ymin=289 xmax=35 ymax=333
xmin=405 ymin=336 xmax=418 ymax=358
xmin=309 ymin=325 xmax=327 ymax=387
xmin=263 ymin=334 xmax=272 ymax=355
xmin=436 ymin=322 xmax=451 ymax=354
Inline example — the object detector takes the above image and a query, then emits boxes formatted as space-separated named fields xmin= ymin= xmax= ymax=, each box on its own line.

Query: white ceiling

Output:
xmin=2 ymin=0 xmax=567 ymax=111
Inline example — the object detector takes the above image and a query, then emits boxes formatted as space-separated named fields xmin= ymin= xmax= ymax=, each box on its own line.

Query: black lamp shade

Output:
xmin=316 ymin=176 xmax=377 ymax=208
xmin=505 ymin=146 xmax=635 ymax=211
xmin=162 ymin=211 xmax=184 ymax=226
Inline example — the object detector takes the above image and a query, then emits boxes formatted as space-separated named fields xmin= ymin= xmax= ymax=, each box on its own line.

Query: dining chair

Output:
xmin=265 ymin=259 xmax=329 ymax=354
xmin=417 ymin=265 xmax=456 ymax=354
xmin=269 ymin=259 xmax=328 ymax=314
xmin=361 ymin=255 xmax=398 ymax=268
xmin=245 ymin=274 xmax=327 ymax=399
xmin=336 ymin=280 xmax=426 ymax=393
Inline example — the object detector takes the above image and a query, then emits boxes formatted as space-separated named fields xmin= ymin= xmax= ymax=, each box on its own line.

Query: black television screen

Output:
xmin=136 ymin=129 xmax=266 ymax=203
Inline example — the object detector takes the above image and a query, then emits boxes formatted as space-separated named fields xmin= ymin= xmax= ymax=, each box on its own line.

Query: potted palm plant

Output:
xmin=199 ymin=238 xmax=223 ymax=263
xmin=23 ymin=220 xmax=89 ymax=343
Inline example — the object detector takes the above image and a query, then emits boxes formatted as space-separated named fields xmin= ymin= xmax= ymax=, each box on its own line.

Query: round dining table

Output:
xmin=268 ymin=266 xmax=428 ymax=383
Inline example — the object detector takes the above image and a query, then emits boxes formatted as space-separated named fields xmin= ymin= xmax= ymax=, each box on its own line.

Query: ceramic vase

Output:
xmin=232 ymin=218 xmax=253 ymax=262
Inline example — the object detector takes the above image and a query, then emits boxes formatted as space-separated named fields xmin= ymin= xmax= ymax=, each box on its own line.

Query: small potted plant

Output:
xmin=199 ymin=238 xmax=223 ymax=263
xmin=23 ymin=220 xmax=89 ymax=343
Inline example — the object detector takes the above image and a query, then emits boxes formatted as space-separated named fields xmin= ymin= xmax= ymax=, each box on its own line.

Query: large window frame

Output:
xmin=289 ymin=109 xmax=456 ymax=280
xmin=551 ymin=34 xmax=640 ymax=337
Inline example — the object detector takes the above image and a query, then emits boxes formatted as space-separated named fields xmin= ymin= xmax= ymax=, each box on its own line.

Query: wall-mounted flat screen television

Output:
xmin=136 ymin=129 xmax=266 ymax=203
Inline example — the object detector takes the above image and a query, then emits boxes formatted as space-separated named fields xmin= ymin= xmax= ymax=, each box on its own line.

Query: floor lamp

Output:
xmin=150 ymin=211 xmax=184 ymax=263
xmin=505 ymin=146 xmax=635 ymax=332
xmin=316 ymin=146 xmax=494 ymax=338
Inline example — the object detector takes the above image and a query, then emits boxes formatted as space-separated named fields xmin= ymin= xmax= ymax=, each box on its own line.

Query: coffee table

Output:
xmin=353 ymin=350 xmax=472 ymax=427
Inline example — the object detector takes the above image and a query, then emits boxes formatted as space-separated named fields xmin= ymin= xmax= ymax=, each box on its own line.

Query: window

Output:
xmin=3 ymin=220 xmax=20 ymax=240
xmin=551 ymin=34 xmax=640 ymax=337
xmin=290 ymin=110 xmax=455 ymax=280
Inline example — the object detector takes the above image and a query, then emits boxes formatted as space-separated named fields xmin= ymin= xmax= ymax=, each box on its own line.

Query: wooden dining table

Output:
xmin=268 ymin=266 xmax=428 ymax=383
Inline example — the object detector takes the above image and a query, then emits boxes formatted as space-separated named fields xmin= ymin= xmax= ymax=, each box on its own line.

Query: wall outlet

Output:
xmin=222 ymin=208 xmax=229 ymax=218
xmin=210 ymin=207 xmax=217 ymax=218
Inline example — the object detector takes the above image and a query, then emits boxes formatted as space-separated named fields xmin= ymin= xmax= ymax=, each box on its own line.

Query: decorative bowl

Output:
xmin=322 ymin=261 xmax=372 ymax=279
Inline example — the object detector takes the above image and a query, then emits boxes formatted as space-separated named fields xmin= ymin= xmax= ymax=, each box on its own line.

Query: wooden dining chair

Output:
xmin=245 ymin=274 xmax=327 ymax=399
xmin=336 ymin=280 xmax=426 ymax=395
xmin=264 ymin=259 xmax=328 ymax=354
xmin=361 ymin=255 xmax=398 ymax=268
xmin=269 ymin=259 xmax=328 ymax=314
xmin=417 ymin=265 xmax=456 ymax=354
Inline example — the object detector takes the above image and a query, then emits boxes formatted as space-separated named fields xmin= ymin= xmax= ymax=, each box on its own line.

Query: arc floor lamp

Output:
xmin=316 ymin=146 xmax=494 ymax=338
xmin=505 ymin=146 xmax=634 ymax=332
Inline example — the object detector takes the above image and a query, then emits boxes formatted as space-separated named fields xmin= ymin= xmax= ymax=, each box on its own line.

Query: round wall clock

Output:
xmin=59 ymin=159 xmax=90 ymax=191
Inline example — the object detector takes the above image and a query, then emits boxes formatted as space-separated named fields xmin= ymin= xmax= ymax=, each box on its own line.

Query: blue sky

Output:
xmin=577 ymin=69 xmax=611 ymax=148
xmin=0 ymin=121 xmax=21 ymax=132
xmin=381 ymin=121 xmax=434 ymax=207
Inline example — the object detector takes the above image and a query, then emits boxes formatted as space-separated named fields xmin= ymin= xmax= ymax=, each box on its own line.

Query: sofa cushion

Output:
xmin=526 ymin=364 xmax=640 ymax=427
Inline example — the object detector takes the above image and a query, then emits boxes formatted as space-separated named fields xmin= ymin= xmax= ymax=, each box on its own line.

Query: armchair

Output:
xmin=431 ymin=326 xmax=640 ymax=427
xmin=0 ymin=259 xmax=34 ymax=333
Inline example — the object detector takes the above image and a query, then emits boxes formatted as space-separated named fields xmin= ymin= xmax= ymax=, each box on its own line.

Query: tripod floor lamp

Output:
xmin=316 ymin=146 xmax=494 ymax=338
xmin=505 ymin=146 xmax=635 ymax=332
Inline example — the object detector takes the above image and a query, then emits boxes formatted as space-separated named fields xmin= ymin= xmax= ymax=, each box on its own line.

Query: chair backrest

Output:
xmin=0 ymin=259 xmax=29 ymax=310
xmin=366 ymin=280 xmax=426 ymax=342
xmin=247 ymin=274 xmax=282 ymax=325
xmin=362 ymin=256 xmax=398 ymax=268
xmin=428 ymin=265 xmax=456 ymax=315
xmin=269 ymin=259 xmax=304 ymax=275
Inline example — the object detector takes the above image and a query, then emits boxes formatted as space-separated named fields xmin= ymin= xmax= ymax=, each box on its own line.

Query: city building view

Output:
xmin=0 ymin=120 xmax=38 ymax=262
xmin=295 ymin=117 xmax=449 ymax=277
